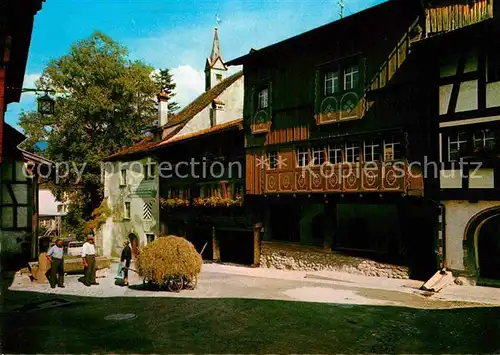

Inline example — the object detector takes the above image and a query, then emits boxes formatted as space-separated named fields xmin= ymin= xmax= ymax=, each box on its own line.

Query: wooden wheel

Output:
xmin=168 ymin=276 xmax=183 ymax=292
xmin=185 ymin=275 xmax=198 ymax=290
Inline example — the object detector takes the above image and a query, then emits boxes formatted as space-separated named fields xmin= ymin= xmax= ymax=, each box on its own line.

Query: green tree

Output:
xmin=19 ymin=31 xmax=162 ymax=238
xmin=152 ymin=68 xmax=180 ymax=112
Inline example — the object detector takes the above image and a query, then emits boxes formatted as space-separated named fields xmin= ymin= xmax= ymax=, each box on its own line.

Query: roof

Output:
xmin=163 ymin=70 xmax=243 ymax=128
xmin=106 ymin=119 xmax=243 ymax=160
xmin=226 ymin=0 xmax=421 ymax=66
xmin=105 ymin=70 xmax=243 ymax=161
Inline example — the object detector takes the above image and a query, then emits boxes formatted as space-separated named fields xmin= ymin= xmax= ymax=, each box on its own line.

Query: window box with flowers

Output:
xmin=160 ymin=197 xmax=190 ymax=209
xmin=192 ymin=196 xmax=243 ymax=207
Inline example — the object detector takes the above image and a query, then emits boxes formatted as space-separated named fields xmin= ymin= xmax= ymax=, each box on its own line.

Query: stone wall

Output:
xmin=260 ymin=242 xmax=409 ymax=279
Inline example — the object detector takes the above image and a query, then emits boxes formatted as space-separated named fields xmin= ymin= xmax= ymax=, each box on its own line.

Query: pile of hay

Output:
xmin=136 ymin=235 xmax=202 ymax=285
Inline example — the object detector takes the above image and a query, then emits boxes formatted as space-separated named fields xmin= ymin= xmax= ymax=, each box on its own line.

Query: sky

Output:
xmin=6 ymin=0 xmax=384 ymax=132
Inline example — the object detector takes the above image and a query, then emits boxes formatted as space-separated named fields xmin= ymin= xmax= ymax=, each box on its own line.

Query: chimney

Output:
xmin=157 ymin=91 xmax=169 ymax=127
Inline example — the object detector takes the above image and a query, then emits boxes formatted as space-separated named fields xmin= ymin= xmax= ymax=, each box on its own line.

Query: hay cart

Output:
xmin=124 ymin=267 xmax=198 ymax=292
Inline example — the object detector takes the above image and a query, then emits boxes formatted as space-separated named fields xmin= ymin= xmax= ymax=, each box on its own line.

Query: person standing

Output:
xmin=82 ymin=234 xmax=98 ymax=286
xmin=46 ymin=239 xmax=65 ymax=288
xmin=120 ymin=240 xmax=132 ymax=286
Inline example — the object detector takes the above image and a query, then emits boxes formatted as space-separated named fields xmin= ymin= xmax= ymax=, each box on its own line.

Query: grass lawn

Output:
xmin=2 ymin=289 xmax=500 ymax=354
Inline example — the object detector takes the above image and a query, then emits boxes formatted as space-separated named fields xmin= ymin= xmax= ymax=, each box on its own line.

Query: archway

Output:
xmin=464 ymin=206 xmax=500 ymax=279
xmin=128 ymin=233 xmax=139 ymax=257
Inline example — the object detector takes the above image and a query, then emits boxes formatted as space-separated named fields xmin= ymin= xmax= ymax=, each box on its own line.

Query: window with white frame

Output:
xmin=120 ymin=169 xmax=127 ymax=186
xmin=448 ymin=132 xmax=468 ymax=161
xmin=296 ymin=148 xmax=309 ymax=167
xmin=312 ymin=147 xmax=325 ymax=165
xmin=124 ymin=202 xmax=131 ymax=219
xmin=345 ymin=142 xmax=360 ymax=163
xmin=258 ymin=87 xmax=269 ymax=109
xmin=268 ymin=150 xmax=278 ymax=169
xmin=364 ymin=140 xmax=380 ymax=162
xmin=324 ymin=71 xmax=340 ymax=95
xmin=328 ymin=144 xmax=343 ymax=164
xmin=473 ymin=129 xmax=496 ymax=150
xmin=384 ymin=137 xmax=402 ymax=161
xmin=344 ymin=65 xmax=359 ymax=90
xmin=144 ymin=162 xmax=155 ymax=180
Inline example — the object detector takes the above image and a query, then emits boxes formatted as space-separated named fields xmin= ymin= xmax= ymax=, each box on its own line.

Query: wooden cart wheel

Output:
xmin=168 ymin=276 xmax=183 ymax=292
xmin=185 ymin=275 xmax=198 ymax=290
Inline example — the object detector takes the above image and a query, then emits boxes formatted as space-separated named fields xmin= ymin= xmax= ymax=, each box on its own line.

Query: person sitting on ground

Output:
xmin=120 ymin=240 xmax=132 ymax=286
xmin=46 ymin=239 xmax=65 ymax=288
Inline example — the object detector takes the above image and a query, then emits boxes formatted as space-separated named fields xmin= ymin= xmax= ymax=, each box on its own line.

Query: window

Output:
xmin=448 ymin=132 xmax=468 ymax=161
xmin=384 ymin=137 xmax=402 ymax=161
xmin=146 ymin=234 xmax=155 ymax=244
xmin=120 ymin=169 xmax=127 ymax=186
xmin=296 ymin=148 xmax=309 ymax=167
xmin=124 ymin=202 xmax=131 ymax=220
xmin=57 ymin=205 xmax=63 ymax=213
xmin=312 ymin=147 xmax=325 ymax=165
xmin=216 ymin=74 xmax=223 ymax=83
xmin=328 ymin=144 xmax=343 ymax=164
xmin=324 ymin=71 xmax=340 ymax=95
xmin=473 ymin=129 xmax=496 ymax=150
xmin=345 ymin=142 xmax=360 ymax=163
xmin=364 ymin=140 xmax=380 ymax=162
xmin=144 ymin=162 xmax=155 ymax=180
xmin=143 ymin=202 xmax=153 ymax=220
xmin=258 ymin=88 xmax=269 ymax=109
xmin=268 ymin=150 xmax=278 ymax=169
xmin=344 ymin=65 xmax=359 ymax=90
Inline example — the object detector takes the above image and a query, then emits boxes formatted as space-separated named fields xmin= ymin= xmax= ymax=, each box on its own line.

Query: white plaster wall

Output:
xmin=102 ymin=158 xmax=159 ymax=257
xmin=214 ymin=76 xmax=244 ymax=125
xmin=456 ymin=80 xmax=478 ymax=112
xmin=486 ymin=81 xmax=500 ymax=108
xmin=439 ymin=84 xmax=452 ymax=115
xmin=444 ymin=200 xmax=500 ymax=271
xmin=175 ymin=75 xmax=244 ymax=137
xmin=39 ymin=189 xmax=67 ymax=217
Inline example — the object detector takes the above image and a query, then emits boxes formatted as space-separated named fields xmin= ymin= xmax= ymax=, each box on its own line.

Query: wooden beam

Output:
xmin=212 ymin=227 xmax=220 ymax=262
xmin=447 ymin=52 xmax=468 ymax=115
xmin=252 ymin=223 xmax=261 ymax=267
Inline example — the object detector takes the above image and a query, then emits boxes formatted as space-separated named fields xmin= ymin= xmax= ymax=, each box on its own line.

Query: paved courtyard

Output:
xmin=3 ymin=263 xmax=500 ymax=353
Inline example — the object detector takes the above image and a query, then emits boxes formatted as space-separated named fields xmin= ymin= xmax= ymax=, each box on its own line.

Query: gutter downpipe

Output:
xmin=426 ymin=198 xmax=447 ymax=272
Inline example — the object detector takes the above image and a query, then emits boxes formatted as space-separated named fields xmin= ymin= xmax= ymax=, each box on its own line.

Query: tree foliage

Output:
xmin=152 ymin=68 xmax=180 ymax=112
xmin=19 ymin=31 xmax=170 ymax=238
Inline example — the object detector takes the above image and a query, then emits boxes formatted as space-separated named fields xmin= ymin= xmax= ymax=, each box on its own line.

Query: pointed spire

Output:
xmin=209 ymin=27 xmax=221 ymax=66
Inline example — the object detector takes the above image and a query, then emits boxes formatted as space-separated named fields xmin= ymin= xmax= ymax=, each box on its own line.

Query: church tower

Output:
xmin=205 ymin=27 xmax=227 ymax=92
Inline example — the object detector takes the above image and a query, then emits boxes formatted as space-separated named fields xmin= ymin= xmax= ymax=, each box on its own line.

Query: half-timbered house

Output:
xmin=414 ymin=0 xmax=500 ymax=283
xmin=1 ymin=0 xmax=50 ymax=269
xmin=228 ymin=0 xmax=443 ymax=279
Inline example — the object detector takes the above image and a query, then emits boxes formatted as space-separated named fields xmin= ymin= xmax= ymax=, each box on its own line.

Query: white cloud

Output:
xmin=170 ymin=65 xmax=204 ymax=110
xmin=21 ymin=73 xmax=42 ymax=97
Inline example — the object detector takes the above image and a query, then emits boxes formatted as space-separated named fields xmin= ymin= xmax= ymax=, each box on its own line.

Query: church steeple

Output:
xmin=205 ymin=26 xmax=227 ymax=92
xmin=209 ymin=27 xmax=221 ymax=65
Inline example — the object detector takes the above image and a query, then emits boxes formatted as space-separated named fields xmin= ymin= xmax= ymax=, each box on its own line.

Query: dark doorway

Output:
xmin=478 ymin=214 xmax=500 ymax=280
xmin=218 ymin=230 xmax=254 ymax=265
xmin=311 ymin=214 xmax=326 ymax=247
xmin=187 ymin=228 xmax=213 ymax=260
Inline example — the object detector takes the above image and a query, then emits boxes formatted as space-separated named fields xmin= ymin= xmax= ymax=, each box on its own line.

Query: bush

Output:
xmin=136 ymin=235 xmax=202 ymax=285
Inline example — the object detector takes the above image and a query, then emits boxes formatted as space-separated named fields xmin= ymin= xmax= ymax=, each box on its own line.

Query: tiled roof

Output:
xmin=105 ymin=70 xmax=243 ymax=161
xmin=105 ymin=119 xmax=242 ymax=160
xmin=163 ymin=70 xmax=243 ymax=128
xmin=157 ymin=119 xmax=243 ymax=147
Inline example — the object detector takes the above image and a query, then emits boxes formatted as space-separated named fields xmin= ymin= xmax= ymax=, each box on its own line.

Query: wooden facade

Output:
xmin=231 ymin=1 xmax=429 ymax=197
xmin=153 ymin=123 xmax=258 ymax=265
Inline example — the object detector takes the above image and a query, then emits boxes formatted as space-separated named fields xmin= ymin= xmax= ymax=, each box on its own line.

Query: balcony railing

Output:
xmin=260 ymin=160 xmax=423 ymax=196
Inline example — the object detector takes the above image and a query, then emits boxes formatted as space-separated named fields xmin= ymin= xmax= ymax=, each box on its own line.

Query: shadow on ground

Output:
xmin=2 ymin=284 xmax=500 ymax=354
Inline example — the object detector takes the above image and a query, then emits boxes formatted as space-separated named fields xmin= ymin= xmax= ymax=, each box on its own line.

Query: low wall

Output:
xmin=260 ymin=242 xmax=409 ymax=279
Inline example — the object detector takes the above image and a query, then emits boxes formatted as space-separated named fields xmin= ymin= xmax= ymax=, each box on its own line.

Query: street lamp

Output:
xmin=6 ymin=87 xmax=57 ymax=115
xmin=37 ymin=92 xmax=55 ymax=115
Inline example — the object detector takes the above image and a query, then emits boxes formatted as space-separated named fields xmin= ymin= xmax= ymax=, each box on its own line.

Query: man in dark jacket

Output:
xmin=121 ymin=240 xmax=132 ymax=286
